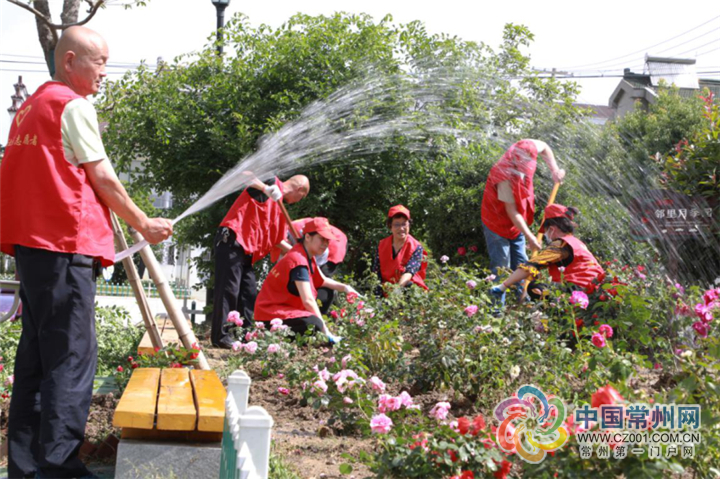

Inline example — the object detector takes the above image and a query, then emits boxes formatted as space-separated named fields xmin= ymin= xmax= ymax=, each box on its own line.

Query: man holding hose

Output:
xmin=212 ymin=174 xmax=310 ymax=348
xmin=481 ymin=139 xmax=565 ymax=304
xmin=0 ymin=26 xmax=172 ymax=478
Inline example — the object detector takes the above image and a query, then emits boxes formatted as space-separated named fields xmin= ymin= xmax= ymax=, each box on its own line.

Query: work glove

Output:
xmin=489 ymin=285 xmax=506 ymax=305
xmin=263 ymin=184 xmax=283 ymax=202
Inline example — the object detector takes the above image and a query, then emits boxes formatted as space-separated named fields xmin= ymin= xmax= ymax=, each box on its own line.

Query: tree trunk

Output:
xmin=32 ymin=0 xmax=56 ymax=75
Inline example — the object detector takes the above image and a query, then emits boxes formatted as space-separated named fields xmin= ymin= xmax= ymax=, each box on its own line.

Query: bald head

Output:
xmin=283 ymin=175 xmax=310 ymax=204
xmin=54 ymin=26 xmax=108 ymax=97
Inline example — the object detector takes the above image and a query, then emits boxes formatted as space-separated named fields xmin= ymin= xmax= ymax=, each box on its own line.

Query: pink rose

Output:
xmin=369 ymin=376 xmax=386 ymax=393
xmin=341 ymin=355 xmax=352 ymax=369
xmin=278 ymin=387 xmax=290 ymax=395
xmin=430 ymin=401 xmax=451 ymax=421
xmin=598 ymin=324 xmax=614 ymax=338
xmin=703 ymin=288 xmax=720 ymax=306
xmin=231 ymin=341 xmax=243 ymax=352
xmin=569 ymin=291 xmax=589 ymax=309
xmin=227 ymin=310 xmax=242 ymax=326
xmin=466 ymin=280 xmax=477 ymax=290
xmin=317 ymin=367 xmax=330 ymax=382
xmin=693 ymin=321 xmax=709 ymax=338
xmin=591 ymin=332 xmax=606 ymax=348
xmin=440 ymin=255 xmax=450 ymax=264
xmin=695 ymin=303 xmax=714 ymax=323
xmin=244 ymin=341 xmax=258 ymax=354
xmin=313 ymin=380 xmax=328 ymax=395
xmin=397 ymin=391 xmax=414 ymax=407
xmin=267 ymin=344 xmax=280 ymax=354
xmin=255 ymin=322 xmax=265 ymax=330
xmin=464 ymin=305 xmax=478 ymax=317
xmin=270 ymin=318 xmax=283 ymax=327
xmin=370 ymin=413 xmax=393 ymax=434
xmin=343 ymin=397 xmax=354 ymax=404
xmin=378 ymin=394 xmax=402 ymax=413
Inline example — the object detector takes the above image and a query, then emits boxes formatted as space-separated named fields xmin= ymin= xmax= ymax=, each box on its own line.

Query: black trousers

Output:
xmin=212 ymin=228 xmax=256 ymax=345
xmin=317 ymin=262 xmax=339 ymax=316
xmin=283 ymin=315 xmax=325 ymax=336
xmin=9 ymin=246 xmax=98 ymax=479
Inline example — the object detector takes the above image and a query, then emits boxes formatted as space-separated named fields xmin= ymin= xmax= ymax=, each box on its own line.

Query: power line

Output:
xmin=560 ymin=14 xmax=720 ymax=70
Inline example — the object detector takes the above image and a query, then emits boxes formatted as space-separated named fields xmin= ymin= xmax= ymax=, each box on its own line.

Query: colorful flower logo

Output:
xmin=494 ymin=384 xmax=569 ymax=463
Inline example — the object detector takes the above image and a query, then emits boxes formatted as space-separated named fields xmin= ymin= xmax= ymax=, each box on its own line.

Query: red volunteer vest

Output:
xmin=378 ymin=234 xmax=428 ymax=290
xmin=255 ymin=243 xmax=324 ymax=321
xmin=0 ymin=82 xmax=115 ymax=265
xmin=220 ymin=178 xmax=287 ymax=264
xmin=548 ymin=235 xmax=605 ymax=291
xmin=481 ymin=140 xmax=538 ymax=239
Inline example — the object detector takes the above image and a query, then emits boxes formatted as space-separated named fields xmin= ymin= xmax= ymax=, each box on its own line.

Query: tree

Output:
xmin=6 ymin=0 xmax=148 ymax=75
xmin=98 ymin=13 xmax=583 ymax=282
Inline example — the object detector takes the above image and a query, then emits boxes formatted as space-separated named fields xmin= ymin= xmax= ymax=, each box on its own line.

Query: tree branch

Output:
xmin=6 ymin=0 xmax=106 ymax=31
xmin=7 ymin=0 xmax=56 ymax=41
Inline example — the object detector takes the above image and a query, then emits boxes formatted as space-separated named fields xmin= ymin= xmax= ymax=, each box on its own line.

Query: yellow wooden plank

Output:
xmin=190 ymin=370 xmax=226 ymax=432
xmin=113 ymin=368 xmax=160 ymax=429
xmin=156 ymin=368 xmax=197 ymax=431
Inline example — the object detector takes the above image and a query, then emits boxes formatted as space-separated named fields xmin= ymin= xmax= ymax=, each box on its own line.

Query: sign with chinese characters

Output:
xmin=628 ymin=190 xmax=717 ymax=241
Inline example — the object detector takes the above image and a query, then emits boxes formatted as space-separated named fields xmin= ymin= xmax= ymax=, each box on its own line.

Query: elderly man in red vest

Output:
xmin=0 ymin=27 xmax=172 ymax=478
xmin=481 ymin=139 xmax=565 ymax=304
xmin=212 ymin=174 xmax=309 ymax=348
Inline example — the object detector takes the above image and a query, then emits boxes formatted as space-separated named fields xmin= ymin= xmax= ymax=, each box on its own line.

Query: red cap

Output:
xmin=539 ymin=204 xmax=573 ymax=233
xmin=303 ymin=217 xmax=338 ymax=241
xmin=387 ymin=204 xmax=411 ymax=220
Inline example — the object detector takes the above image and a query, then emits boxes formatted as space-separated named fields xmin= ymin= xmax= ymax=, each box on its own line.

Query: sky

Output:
xmin=1 ymin=0 xmax=719 ymax=143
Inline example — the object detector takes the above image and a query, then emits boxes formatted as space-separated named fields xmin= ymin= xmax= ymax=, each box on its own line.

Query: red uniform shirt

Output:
xmin=255 ymin=243 xmax=325 ymax=321
xmin=548 ymin=235 xmax=604 ymax=291
xmin=220 ymin=178 xmax=287 ymax=264
xmin=378 ymin=234 xmax=428 ymax=290
xmin=0 ymin=82 xmax=115 ymax=265
xmin=481 ymin=140 xmax=538 ymax=239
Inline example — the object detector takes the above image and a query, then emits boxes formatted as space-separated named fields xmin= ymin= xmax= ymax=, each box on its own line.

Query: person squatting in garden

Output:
xmin=271 ymin=217 xmax=348 ymax=315
xmin=0 ymin=26 xmax=173 ymax=478
xmin=480 ymin=139 xmax=565 ymax=302
xmin=489 ymin=204 xmax=605 ymax=305
xmin=371 ymin=204 xmax=428 ymax=296
xmin=211 ymin=173 xmax=309 ymax=349
xmin=254 ymin=217 xmax=359 ymax=344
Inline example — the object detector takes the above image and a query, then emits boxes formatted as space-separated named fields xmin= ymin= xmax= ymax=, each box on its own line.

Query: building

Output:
xmin=609 ymin=56 xmax=720 ymax=118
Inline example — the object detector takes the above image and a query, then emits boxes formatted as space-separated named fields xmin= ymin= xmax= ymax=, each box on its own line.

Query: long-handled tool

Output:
xmin=521 ymin=182 xmax=561 ymax=300
xmin=279 ymin=201 xmax=301 ymax=241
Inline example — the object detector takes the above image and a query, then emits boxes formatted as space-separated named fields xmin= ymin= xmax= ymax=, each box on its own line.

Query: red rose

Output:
xmin=116 ymin=366 xmax=124 ymax=373
xmin=131 ymin=362 xmax=139 ymax=369
xmin=591 ymin=385 xmax=624 ymax=408
xmin=471 ymin=414 xmax=486 ymax=435
xmin=460 ymin=471 xmax=474 ymax=479
xmin=469 ymin=245 xmax=478 ymax=253
xmin=493 ymin=460 xmax=512 ymax=479
xmin=127 ymin=356 xmax=134 ymax=362
xmin=457 ymin=247 xmax=467 ymax=256
xmin=457 ymin=417 xmax=471 ymax=435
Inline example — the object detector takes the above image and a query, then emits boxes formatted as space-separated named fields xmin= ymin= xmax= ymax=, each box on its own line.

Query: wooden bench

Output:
xmin=137 ymin=316 xmax=186 ymax=356
xmin=113 ymin=367 xmax=226 ymax=442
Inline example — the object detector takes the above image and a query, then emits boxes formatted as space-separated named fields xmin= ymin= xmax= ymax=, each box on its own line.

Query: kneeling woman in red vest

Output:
xmin=490 ymin=204 xmax=604 ymax=301
xmin=255 ymin=217 xmax=358 ymax=343
xmin=371 ymin=205 xmax=428 ymax=295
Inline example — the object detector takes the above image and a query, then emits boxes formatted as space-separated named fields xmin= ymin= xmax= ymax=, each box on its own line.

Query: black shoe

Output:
xmin=213 ymin=337 xmax=234 ymax=349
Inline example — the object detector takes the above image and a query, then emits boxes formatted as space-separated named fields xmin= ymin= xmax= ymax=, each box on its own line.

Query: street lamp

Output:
xmin=211 ymin=0 xmax=230 ymax=56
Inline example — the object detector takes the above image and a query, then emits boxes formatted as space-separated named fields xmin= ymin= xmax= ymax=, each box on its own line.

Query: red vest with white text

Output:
xmin=378 ymin=234 xmax=428 ymax=290
xmin=481 ymin=140 xmax=538 ymax=239
xmin=220 ymin=178 xmax=287 ymax=264
xmin=548 ymin=235 xmax=604 ymax=291
xmin=0 ymin=82 xmax=114 ymax=265
xmin=255 ymin=243 xmax=324 ymax=321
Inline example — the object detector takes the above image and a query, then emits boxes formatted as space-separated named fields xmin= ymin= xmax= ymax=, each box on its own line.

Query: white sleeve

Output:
xmin=61 ymin=98 xmax=108 ymax=166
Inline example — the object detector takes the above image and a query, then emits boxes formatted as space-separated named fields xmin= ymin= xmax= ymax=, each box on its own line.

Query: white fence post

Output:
xmin=227 ymin=370 xmax=251 ymax=415
xmin=220 ymin=370 xmax=273 ymax=479
xmin=238 ymin=406 xmax=274 ymax=479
